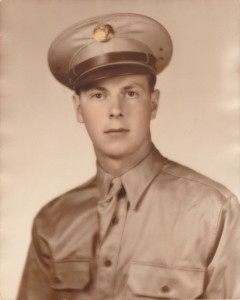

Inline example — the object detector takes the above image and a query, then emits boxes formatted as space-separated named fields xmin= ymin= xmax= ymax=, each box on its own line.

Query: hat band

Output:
xmin=72 ymin=51 xmax=157 ymax=79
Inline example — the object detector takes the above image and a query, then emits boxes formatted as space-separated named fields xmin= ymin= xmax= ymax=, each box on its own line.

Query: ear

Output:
xmin=150 ymin=89 xmax=160 ymax=120
xmin=73 ymin=93 xmax=84 ymax=123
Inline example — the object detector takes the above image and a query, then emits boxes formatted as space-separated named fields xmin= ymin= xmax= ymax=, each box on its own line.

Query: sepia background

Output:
xmin=1 ymin=0 xmax=240 ymax=299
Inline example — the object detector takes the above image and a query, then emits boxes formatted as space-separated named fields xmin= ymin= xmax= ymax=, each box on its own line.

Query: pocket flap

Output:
xmin=50 ymin=260 xmax=90 ymax=290
xmin=128 ymin=263 xmax=204 ymax=298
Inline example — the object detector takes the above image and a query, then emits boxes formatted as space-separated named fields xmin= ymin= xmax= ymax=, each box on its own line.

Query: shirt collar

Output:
xmin=96 ymin=144 xmax=168 ymax=210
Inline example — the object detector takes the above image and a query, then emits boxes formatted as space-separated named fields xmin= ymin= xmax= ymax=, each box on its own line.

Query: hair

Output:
xmin=75 ymin=71 xmax=157 ymax=95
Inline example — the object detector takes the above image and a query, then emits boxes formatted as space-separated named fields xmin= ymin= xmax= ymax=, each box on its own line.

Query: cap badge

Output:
xmin=93 ymin=24 xmax=114 ymax=42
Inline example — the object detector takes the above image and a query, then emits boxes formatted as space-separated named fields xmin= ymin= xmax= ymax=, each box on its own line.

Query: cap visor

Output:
xmin=74 ymin=64 xmax=156 ymax=91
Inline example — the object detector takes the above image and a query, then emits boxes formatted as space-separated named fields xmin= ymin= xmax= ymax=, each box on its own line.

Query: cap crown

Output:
xmin=48 ymin=13 xmax=173 ymax=90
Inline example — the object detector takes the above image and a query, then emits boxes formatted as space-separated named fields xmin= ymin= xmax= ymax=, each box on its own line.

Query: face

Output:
xmin=73 ymin=74 xmax=159 ymax=161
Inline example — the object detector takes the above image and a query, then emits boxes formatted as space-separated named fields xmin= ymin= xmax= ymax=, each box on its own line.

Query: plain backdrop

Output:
xmin=1 ymin=0 xmax=240 ymax=299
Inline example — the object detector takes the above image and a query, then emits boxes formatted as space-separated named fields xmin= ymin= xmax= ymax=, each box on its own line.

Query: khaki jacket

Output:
xmin=17 ymin=146 xmax=240 ymax=299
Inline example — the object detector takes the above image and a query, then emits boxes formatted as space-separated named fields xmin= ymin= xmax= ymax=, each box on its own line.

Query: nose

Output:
xmin=109 ymin=97 xmax=123 ymax=119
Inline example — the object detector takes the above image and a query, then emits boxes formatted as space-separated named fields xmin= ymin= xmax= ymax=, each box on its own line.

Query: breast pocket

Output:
xmin=126 ymin=262 xmax=205 ymax=299
xmin=50 ymin=259 xmax=91 ymax=300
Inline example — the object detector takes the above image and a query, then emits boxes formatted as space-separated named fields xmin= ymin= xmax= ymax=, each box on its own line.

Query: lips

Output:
xmin=104 ymin=128 xmax=129 ymax=134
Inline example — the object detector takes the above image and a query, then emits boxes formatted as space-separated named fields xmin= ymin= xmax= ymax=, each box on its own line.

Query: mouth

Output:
xmin=104 ymin=128 xmax=130 ymax=135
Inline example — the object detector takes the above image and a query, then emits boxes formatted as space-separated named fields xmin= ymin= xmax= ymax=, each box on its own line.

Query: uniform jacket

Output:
xmin=17 ymin=146 xmax=240 ymax=299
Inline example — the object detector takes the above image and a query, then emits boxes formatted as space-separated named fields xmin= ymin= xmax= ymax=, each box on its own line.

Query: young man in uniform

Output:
xmin=17 ymin=13 xmax=240 ymax=299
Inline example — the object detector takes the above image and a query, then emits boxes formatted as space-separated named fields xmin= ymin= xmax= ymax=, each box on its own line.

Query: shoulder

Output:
xmin=152 ymin=156 xmax=240 ymax=235
xmin=158 ymin=157 xmax=238 ymax=208
xmin=33 ymin=176 xmax=99 ymax=230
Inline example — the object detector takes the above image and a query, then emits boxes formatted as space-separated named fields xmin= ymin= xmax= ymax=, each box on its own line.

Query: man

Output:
xmin=17 ymin=13 xmax=240 ymax=299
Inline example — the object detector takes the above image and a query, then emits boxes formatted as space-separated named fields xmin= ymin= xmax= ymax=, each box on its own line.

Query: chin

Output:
xmin=99 ymin=144 xmax=136 ymax=159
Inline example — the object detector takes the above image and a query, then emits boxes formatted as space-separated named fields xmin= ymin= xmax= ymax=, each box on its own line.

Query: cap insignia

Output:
xmin=93 ymin=24 xmax=114 ymax=42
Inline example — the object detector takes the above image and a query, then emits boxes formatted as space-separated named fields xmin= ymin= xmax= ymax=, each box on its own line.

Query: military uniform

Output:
xmin=17 ymin=13 xmax=240 ymax=299
xmin=17 ymin=146 xmax=240 ymax=299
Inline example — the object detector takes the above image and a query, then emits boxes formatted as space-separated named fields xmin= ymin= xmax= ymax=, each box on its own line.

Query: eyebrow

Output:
xmin=85 ymin=82 xmax=145 ymax=92
xmin=85 ymin=86 xmax=107 ymax=92
xmin=122 ymin=83 xmax=145 ymax=91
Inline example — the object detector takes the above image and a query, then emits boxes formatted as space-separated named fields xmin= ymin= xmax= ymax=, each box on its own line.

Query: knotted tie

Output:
xmin=98 ymin=177 xmax=124 ymax=242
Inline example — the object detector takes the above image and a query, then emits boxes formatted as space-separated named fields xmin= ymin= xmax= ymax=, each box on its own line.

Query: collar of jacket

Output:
xmin=96 ymin=144 xmax=168 ymax=210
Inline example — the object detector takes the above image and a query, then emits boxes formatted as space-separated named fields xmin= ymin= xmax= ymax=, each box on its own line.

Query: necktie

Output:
xmin=98 ymin=177 xmax=124 ymax=243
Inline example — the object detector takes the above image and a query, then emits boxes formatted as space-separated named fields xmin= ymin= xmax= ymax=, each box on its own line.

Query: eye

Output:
xmin=126 ymin=90 xmax=139 ymax=98
xmin=90 ymin=92 xmax=104 ymax=100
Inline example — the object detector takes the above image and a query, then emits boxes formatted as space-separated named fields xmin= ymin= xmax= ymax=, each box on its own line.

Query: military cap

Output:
xmin=48 ymin=13 xmax=173 ymax=90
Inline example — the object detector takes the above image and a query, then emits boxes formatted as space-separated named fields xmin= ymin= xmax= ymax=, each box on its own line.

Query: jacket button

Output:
xmin=53 ymin=275 xmax=62 ymax=284
xmin=104 ymin=260 xmax=112 ymax=267
xmin=112 ymin=216 xmax=119 ymax=225
xmin=161 ymin=285 xmax=170 ymax=292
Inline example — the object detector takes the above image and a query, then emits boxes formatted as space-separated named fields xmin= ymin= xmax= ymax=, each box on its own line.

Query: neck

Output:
xmin=96 ymin=140 xmax=153 ymax=176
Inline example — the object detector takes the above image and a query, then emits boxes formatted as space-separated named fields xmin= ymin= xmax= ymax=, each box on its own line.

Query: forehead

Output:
xmin=81 ymin=74 xmax=150 ymax=91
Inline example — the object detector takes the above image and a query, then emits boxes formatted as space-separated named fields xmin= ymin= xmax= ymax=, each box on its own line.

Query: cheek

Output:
xmin=84 ymin=116 xmax=100 ymax=132
xmin=81 ymin=106 xmax=104 ymax=124
xmin=128 ymin=106 xmax=152 ymax=127
xmin=84 ymin=123 xmax=101 ymax=145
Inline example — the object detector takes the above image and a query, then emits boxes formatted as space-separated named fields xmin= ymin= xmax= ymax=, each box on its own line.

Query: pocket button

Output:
xmin=161 ymin=285 xmax=170 ymax=292
xmin=53 ymin=275 xmax=62 ymax=284
xmin=104 ymin=260 xmax=112 ymax=267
